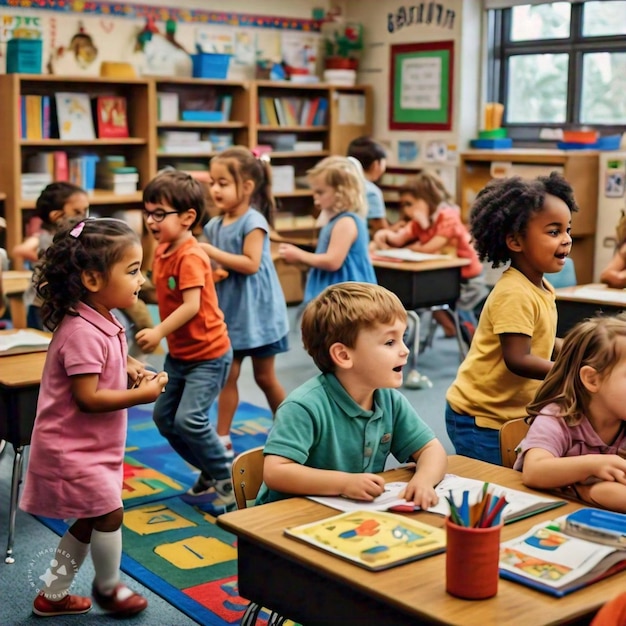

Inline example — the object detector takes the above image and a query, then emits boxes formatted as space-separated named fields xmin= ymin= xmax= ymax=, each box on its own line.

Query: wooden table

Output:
xmin=2 ymin=270 xmax=33 ymax=329
xmin=218 ymin=455 xmax=624 ymax=626
xmin=0 ymin=330 xmax=49 ymax=564
xmin=555 ymin=283 xmax=626 ymax=336
xmin=372 ymin=256 xmax=471 ymax=386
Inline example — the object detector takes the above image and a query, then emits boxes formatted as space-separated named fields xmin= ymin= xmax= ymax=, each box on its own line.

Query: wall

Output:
xmin=345 ymin=0 xmax=482 ymax=180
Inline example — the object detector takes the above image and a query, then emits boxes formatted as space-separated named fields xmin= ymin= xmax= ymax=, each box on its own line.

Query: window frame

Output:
xmin=487 ymin=2 xmax=626 ymax=142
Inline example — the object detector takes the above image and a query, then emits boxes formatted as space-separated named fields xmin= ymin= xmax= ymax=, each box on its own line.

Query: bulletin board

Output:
xmin=389 ymin=40 xmax=454 ymax=131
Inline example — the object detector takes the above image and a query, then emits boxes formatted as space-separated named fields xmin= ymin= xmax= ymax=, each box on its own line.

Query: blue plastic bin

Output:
xmin=7 ymin=38 xmax=42 ymax=74
xmin=192 ymin=53 xmax=231 ymax=79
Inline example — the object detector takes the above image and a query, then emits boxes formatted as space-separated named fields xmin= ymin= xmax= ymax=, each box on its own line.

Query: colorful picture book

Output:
xmin=93 ymin=96 xmax=129 ymax=138
xmin=308 ymin=474 xmax=566 ymax=524
xmin=284 ymin=510 xmax=446 ymax=571
xmin=54 ymin=92 xmax=95 ymax=140
xmin=499 ymin=519 xmax=626 ymax=597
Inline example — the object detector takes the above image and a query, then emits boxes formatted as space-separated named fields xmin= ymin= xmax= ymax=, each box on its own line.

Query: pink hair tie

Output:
xmin=70 ymin=221 xmax=85 ymax=238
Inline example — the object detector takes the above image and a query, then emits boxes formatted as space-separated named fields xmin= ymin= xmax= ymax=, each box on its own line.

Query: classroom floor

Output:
xmin=0 ymin=306 xmax=460 ymax=625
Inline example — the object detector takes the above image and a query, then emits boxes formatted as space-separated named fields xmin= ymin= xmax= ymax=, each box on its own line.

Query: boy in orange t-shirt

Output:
xmin=136 ymin=171 xmax=234 ymax=514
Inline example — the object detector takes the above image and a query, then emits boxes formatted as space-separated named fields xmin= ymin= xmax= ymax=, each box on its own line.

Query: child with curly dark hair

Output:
xmin=445 ymin=172 xmax=578 ymax=465
xmin=21 ymin=218 xmax=168 ymax=617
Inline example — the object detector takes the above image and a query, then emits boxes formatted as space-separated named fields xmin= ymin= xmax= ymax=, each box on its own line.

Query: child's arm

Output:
xmin=135 ymin=286 xmax=201 ymax=353
xmin=522 ymin=447 xmax=626 ymax=490
xmin=372 ymin=223 xmax=414 ymax=249
xmin=278 ymin=215 xmax=358 ymax=271
xmin=575 ymin=482 xmax=626 ymax=514
xmin=500 ymin=333 xmax=553 ymax=379
xmin=401 ymin=439 xmax=448 ymax=509
xmin=71 ymin=370 xmax=168 ymax=412
xmin=12 ymin=235 xmax=41 ymax=263
xmin=198 ymin=228 xmax=265 ymax=275
xmin=600 ymin=246 xmax=626 ymax=289
xmin=406 ymin=234 xmax=449 ymax=254
xmin=263 ymin=454 xmax=386 ymax=501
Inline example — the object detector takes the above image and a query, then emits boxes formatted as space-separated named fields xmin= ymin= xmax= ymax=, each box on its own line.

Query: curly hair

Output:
xmin=301 ymin=282 xmax=407 ymax=373
xmin=35 ymin=218 xmax=140 ymax=330
xmin=469 ymin=172 xmax=578 ymax=267
xmin=143 ymin=170 xmax=206 ymax=228
xmin=210 ymin=146 xmax=276 ymax=226
xmin=527 ymin=314 xmax=626 ymax=426
xmin=35 ymin=182 xmax=86 ymax=229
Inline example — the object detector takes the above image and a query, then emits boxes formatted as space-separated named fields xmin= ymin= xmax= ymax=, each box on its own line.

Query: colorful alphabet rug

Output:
xmin=36 ymin=402 xmax=293 ymax=625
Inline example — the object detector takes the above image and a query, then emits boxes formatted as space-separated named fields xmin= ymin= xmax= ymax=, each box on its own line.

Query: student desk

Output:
xmin=218 ymin=455 xmax=623 ymax=626
xmin=0 ymin=331 xmax=48 ymax=564
xmin=555 ymin=283 xmax=626 ymax=336
xmin=372 ymin=257 xmax=470 ymax=386
xmin=2 ymin=270 xmax=33 ymax=329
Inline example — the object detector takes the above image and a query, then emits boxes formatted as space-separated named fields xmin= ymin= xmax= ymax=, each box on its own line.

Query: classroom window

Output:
xmin=488 ymin=1 xmax=626 ymax=142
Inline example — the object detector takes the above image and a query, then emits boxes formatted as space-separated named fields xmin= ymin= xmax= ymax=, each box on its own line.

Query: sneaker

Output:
xmin=186 ymin=472 xmax=216 ymax=496
xmin=92 ymin=582 xmax=147 ymax=617
xmin=33 ymin=593 xmax=92 ymax=617
xmin=213 ymin=478 xmax=236 ymax=512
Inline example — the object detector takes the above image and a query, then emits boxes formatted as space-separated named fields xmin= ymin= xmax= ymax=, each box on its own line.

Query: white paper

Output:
xmin=338 ymin=94 xmax=366 ymax=125
xmin=309 ymin=482 xmax=409 ymax=512
xmin=0 ymin=330 xmax=50 ymax=352
xmin=373 ymin=249 xmax=451 ymax=262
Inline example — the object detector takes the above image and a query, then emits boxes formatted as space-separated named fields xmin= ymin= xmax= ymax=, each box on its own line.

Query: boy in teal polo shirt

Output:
xmin=256 ymin=282 xmax=447 ymax=507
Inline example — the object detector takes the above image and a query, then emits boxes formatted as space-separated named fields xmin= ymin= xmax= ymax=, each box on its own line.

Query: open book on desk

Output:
xmin=499 ymin=517 xmax=626 ymax=597
xmin=0 ymin=330 xmax=51 ymax=356
xmin=371 ymin=249 xmax=451 ymax=262
xmin=308 ymin=473 xmax=566 ymax=524
xmin=284 ymin=509 xmax=446 ymax=571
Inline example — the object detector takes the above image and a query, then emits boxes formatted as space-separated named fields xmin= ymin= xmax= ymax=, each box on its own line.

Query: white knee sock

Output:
xmin=91 ymin=528 xmax=122 ymax=595
xmin=39 ymin=531 xmax=89 ymax=600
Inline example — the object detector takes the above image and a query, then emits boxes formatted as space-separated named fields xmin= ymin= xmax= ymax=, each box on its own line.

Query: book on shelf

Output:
xmin=54 ymin=92 xmax=96 ymax=140
xmin=93 ymin=96 xmax=129 ymax=138
xmin=284 ymin=509 xmax=446 ymax=571
xmin=23 ymin=151 xmax=68 ymax=182
xmin=499 ymin=516 xmax=626 ymax=597
xmin=157 ymin=92 xmax=179 ymax=122
xmin=308 ymin=473 xmax=566 ymax=524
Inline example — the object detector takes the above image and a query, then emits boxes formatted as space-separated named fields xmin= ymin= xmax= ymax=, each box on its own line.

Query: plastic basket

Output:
xmin=191 ymin=53 xmax=231 ymax=79
xmin=7 ymin=38 xmax=42 ymax=74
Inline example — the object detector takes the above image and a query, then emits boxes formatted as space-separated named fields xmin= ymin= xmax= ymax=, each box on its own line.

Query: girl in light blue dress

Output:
xmin=277 ymin=155 xmax=376 ymax=304
xmin=201 ymin=147 xmax=289 ymax=454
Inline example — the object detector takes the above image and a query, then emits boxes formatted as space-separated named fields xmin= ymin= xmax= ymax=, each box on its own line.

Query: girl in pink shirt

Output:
xmin=20 ymin=218 xmax=168 ymax=618
xmin=515 ymin=315 xmax=626 ymax=513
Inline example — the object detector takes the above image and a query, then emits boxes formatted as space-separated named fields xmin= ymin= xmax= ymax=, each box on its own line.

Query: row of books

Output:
xmin=258 ymin=96 xmax=328 ymax=127
xmin=158 ymin=130 xmax=234 ymax=154
xmin=20 ymin=93 xmax=129 ymax=141
xmin=157 ymin=91 xmax=233 ymax=123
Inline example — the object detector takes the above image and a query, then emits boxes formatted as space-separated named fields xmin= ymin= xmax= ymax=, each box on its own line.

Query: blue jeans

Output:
xmin=445 ymin=401 xmax=502 ymax=465
xmin=154 ymin=350 xmax=233 ymax=481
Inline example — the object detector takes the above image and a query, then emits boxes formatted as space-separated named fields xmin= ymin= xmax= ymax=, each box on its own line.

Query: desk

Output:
xmin=555 ymin=283 xmax=626 ymax=336
xmin=372 ymin=257 xmax=470 ymax=387
xmin=2 ymin=270 xmax=33 ymax=329
xmin=0 ymin=331 xmax=48 ymax=563
xmin=218 ymin=456 xmax=623 ymax=626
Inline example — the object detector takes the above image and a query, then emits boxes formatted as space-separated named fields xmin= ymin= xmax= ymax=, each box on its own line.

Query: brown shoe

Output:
xmin=92 ymin=582 xmax=148 ymax=616
xmin=33 ymin=593 xmax=92 ymax=617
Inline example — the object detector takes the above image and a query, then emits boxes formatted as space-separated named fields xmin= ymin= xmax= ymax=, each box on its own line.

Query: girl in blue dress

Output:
xmin=201 ymin=147 xmax=289 ymax=454
xmin=278 ymin=155 xmax=376 ymax=303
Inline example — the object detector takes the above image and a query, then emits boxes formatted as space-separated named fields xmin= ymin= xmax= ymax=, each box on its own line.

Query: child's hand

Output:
xmin=589 ymin=455 xmax=626 ymax=484
xmin=341 ymin=473 xmax=386 ymax=501
xmin=400 ymin=477 xmax=439 ymax=510
xmin=372 ymin=229 xmax=390 ymax=249
xmin=127 ymin=355 xmax=148 ymax=387
xmin=135 ymin=371 xmax=168 ymax=401
xmin=135 ymin=328 xmax=162 ymax=353
xmin=278 ymin=243 xmax=301 ymax=263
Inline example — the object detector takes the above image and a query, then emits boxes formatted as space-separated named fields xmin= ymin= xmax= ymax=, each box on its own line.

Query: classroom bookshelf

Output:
xmin=0 ymin=73 xmax=156 ymax=269
xmin=459 ymin=149 xmax=599 ymax=284
xmin=0 ymin=75 xmax=372 ymax=271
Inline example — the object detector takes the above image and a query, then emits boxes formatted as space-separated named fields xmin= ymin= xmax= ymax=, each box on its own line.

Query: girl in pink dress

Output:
xmin=20 ymin=218 xmax=168 ymax=618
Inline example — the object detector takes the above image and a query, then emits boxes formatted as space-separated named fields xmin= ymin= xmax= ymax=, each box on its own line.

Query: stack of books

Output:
xmin=158 ymin=130 xmax=212 ymax=154
xmin=96 ymin=156 xmax=138 ymax=194
xmin=21 ymin=172 xmax=52 ymax=199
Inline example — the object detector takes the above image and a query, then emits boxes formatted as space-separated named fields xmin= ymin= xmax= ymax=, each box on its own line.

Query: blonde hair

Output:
xmin=307 ymin=156 xmax=367 ymax=220
xmin=399 ymin=170 xmax=454 ymax=216
xmin=301 ymin=282 xmax=407 ymax=373
xmin=527 ymin=314 xmax=626 ymax=426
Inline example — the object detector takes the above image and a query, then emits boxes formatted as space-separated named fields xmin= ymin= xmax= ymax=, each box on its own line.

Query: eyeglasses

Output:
xmin=142 ymin=208 xmax=178 ymax=223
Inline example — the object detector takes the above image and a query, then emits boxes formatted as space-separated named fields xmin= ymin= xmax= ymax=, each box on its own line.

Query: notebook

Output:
xmin=372 ymin=249 xmax=451 ymax=262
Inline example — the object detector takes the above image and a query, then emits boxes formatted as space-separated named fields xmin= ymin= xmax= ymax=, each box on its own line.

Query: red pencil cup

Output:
xmin=445 ymin=517 xmax=503 ymax=600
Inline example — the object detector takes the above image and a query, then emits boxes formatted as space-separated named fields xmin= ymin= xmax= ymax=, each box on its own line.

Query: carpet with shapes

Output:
xmin=36 ymin=402 xmax=291 ymax=626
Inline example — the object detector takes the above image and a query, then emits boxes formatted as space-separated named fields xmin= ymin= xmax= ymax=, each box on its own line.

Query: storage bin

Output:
xmin=7 ymin=38 xmax=43 ymax=74
xmin=191 ymin=53 xmax=231 ymax=79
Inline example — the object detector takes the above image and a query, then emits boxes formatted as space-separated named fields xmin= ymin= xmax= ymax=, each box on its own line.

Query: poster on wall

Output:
xmin=389 ymin=40 xmax=454 ymax=131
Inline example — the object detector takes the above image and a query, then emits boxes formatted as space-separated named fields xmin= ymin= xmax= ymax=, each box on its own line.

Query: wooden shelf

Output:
xmin=20 ymin=190 xmax=143 ymax=210
xmin=20 ymin=138 xmax=148 ymax=147
xmin=274 ymin=190 xmax=313 ymax=198
xmin=156 ymin=121 xmax=246 ymax=129
xmin=270 ymin=150 xmax=329 ymax=158
xmin=257 ymin=125 xmax=329 ymax=132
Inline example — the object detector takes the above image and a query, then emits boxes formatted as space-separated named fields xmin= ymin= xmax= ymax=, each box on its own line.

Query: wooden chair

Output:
xmin=499 ymin=418 xmax=530 ymax=468
xmin=231 ymin=446 xmax=265 ymax=510
xmin=231 ymin=447 xmax=287 ymax=626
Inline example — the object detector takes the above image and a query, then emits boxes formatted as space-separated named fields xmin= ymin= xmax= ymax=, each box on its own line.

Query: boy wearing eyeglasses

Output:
xmin=136 ymin=170 xmax=235 ymax=514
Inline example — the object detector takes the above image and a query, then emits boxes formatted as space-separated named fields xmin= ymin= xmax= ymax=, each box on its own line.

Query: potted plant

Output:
xmin=322 ymin=21 xmax=363 ymax=71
